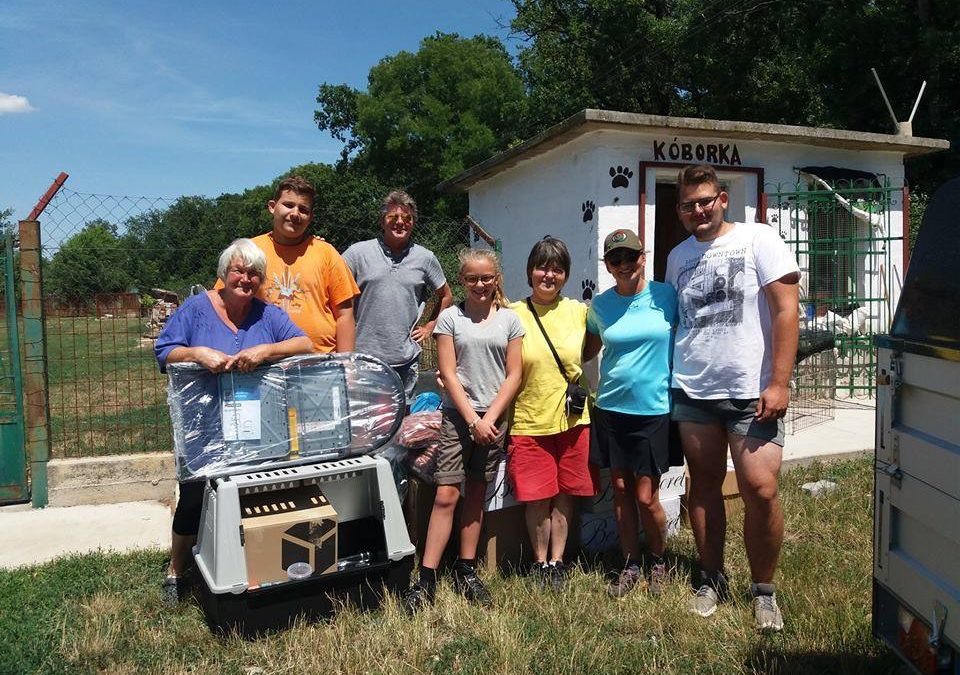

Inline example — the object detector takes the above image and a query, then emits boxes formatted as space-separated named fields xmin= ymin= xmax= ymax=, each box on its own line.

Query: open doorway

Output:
xmin=653 ymin=183 xmax=686 ymax=281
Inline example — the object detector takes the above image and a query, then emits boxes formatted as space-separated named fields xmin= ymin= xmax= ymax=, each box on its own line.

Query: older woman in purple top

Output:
xmin=154 ymin=238 xmax=312 ymax=606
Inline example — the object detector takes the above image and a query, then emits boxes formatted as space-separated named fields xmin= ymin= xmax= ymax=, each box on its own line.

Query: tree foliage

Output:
xmin=102 ymin=164 xmax=390 ymax=296
xmin=510 ymin=0 xmax=960 ymax=191
xmin=46 ymin=221 xmax=133 ymax=303
xmin=316 ymin=32 xmax=529 ymax=218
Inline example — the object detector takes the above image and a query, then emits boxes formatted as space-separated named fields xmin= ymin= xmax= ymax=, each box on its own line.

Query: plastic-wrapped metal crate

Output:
xmin=166 ymin=353 xmax=404 ymax=481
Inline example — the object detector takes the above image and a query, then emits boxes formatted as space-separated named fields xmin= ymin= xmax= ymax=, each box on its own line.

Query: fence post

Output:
xmin=18 ymin=220 xmax=51 ymax=508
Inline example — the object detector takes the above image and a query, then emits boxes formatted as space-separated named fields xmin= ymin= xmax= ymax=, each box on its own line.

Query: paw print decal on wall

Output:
xmin=609 ymin=166 xmax=634 ymax=189
xmin=581 ymin=279 xmax=596 ymax=302
xmin=581 ymin=200 xmax=595 ymax=222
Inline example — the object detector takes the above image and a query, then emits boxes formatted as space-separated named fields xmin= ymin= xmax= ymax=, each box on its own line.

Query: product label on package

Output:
xmin=222 ymin=386 xmax=261 ymax=441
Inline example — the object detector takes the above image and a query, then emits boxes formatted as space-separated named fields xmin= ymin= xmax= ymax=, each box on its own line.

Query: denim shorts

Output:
xmin=671 ymin=388 xmax=785 ymax=447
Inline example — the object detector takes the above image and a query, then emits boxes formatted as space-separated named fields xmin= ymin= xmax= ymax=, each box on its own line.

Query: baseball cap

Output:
xmin=603 ymin=229 xmax=642 ymax=256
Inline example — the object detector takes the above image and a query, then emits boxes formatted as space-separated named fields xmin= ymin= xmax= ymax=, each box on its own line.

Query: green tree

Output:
xmin=119 ymin=197 xmax=228 ymax=294
xmin=115 ymin=164 xmax=391 ymax=294
xmin=315 ymin=32 xmax=529 ymax=218
xmin=46 ymin=221 xmax=132 ymax=303
xmin=510 ymin=0 xmax=960 ymax=192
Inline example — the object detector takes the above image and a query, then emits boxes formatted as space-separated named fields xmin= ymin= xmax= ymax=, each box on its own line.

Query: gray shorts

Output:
xmin=671 ymin=389 xmax=785 ymax=447
xmin=434 ymin=408 xmax=506 ymax=485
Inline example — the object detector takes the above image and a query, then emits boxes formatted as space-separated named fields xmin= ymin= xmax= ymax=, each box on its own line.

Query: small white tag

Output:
xmin=222 ymin=395 xmax=261 ymax=441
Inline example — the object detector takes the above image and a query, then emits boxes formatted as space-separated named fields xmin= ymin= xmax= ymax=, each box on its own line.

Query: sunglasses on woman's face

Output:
xmin=605 ymin=249 xmax=641 ymax=266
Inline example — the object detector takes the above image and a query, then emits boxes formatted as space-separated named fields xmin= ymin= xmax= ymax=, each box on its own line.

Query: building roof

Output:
xmin=437 ymin=109 xmax=950 ymax=193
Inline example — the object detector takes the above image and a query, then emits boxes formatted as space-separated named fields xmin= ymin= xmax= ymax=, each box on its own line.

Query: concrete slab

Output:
xmin=783 ymin=400 xmax=875 ymax=468
xmin=0 ymin=500 xmax=171 ymax=569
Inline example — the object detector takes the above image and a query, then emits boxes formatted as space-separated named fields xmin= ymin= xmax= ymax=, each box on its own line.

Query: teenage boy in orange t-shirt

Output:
xmin=231 ymin=175 xmax=359 ymax=352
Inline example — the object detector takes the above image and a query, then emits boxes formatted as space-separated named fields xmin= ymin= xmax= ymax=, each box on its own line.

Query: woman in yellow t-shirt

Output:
xmin=508 ymin=237 xmax=595 ymax=591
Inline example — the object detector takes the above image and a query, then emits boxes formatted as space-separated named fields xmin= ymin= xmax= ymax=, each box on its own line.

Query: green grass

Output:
xmin=0 ymin=458 xmax=902 ymax=674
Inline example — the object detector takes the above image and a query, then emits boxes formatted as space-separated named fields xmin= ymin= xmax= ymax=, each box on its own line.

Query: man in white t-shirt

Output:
xmin=666 ymin=164 xmax=799 ymax=632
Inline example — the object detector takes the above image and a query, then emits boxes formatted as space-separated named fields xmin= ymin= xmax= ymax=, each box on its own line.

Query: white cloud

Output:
xmin=0 ymin=92 xmax=35 ymax=114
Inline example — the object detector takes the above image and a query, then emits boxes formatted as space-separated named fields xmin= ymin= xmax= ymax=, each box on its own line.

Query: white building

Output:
xmin=439 ymin=110 xmax=948 ymax=337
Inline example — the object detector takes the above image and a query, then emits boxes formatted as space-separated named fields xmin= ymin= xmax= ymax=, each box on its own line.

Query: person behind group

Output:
xmin=342 ymin=190 xmax=453 ymax=399
xmin=585 ymin=229 xmax=678 ymax=598
xmin=402 ymin=248 xmax=524 ymax=612
xmin=155 ymin=238 xmax=312 ymax=606
xmin=241 ymin=175 xmax=359 ymax=353
xmin=508 ymin=237 xmax=594 ymax=591
xmin=666 ymin=163 xmax=799 ymax=631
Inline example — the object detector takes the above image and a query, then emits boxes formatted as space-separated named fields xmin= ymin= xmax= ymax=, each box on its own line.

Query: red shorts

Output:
xmin=508 ymin=425 xmax=596 ymax=502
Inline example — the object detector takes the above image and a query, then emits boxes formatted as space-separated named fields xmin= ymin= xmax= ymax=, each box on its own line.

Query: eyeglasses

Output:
xmin=604 ymin=249 xmax=642 ymax=266
xmin=678 ymin=193 xmax=722 ymax=214
xmin=385 ymin=213 xmax=413 ymax=225
xmin=463 ymin=274 xmax=497 ymax=285
xmin=228 ymin=267 xmax=261 ymax=280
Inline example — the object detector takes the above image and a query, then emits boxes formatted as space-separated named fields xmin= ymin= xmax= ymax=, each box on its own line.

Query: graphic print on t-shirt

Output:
xmin=268 ymin=266 xmax=305 ymax=314
xmin=676 ymin=249 xmax=745 ymax=330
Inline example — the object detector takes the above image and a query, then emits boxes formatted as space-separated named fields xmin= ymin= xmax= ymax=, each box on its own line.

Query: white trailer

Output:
xmin=873 ymin=177 xmax=960 ymax=674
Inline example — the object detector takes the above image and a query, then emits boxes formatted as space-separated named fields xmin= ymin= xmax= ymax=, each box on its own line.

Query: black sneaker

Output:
xmin=402 ymin=581 xmax=435 ymax=614
xmin=531 ymin=561 xmax=551 ymax=591
xmin=452 ymin=564 xmax=492 ymax=606
xmin=547 ymin=561 xmax=567 ymax=592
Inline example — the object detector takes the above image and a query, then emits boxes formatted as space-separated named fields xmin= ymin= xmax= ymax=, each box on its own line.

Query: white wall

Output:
xmin=468 ymin=127 xmax=907 ymax=327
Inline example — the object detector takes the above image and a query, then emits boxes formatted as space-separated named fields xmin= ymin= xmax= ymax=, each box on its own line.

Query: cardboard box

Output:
xmin=721 ymin=456 xmax=739 ymax=497
xmin=406 ymin=478 xmax=533 ymax=573
xmin=240 ymin=484 xmax=338 ymax=588
xmin=681 ymin=457 xmax=740 ymax=525
xmin=480 ymin=504 xmax=532 ymax=573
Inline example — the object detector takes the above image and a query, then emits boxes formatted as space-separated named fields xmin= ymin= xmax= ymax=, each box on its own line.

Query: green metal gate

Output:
xmin=0 ymin=229 xmax=27 ymax=503
xmin=768 ymin=176 xmax=901 ymax=398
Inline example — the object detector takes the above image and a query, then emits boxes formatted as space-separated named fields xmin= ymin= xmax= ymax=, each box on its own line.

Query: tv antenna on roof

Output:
xmin=871 ymin=68 xmax=926 ymax=137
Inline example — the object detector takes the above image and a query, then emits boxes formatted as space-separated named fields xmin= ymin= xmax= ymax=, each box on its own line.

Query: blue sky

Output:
xmin=1 ymin=0 xmax=518 ymax=221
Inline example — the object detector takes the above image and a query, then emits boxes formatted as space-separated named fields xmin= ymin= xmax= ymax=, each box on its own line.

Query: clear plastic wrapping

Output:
xmin=166 ymin=353 xmax=405 ymax=481
xmin=396 ymin=411 xmax=442 ymax=449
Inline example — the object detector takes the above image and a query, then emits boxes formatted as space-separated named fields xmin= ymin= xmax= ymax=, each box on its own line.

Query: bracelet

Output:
xmin=468 ymin=417 xmax=481 ymax=431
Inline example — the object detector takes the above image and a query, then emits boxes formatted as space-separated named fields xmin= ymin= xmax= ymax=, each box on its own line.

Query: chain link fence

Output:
xmin=37 ymin=185 xmax=471 ymax=458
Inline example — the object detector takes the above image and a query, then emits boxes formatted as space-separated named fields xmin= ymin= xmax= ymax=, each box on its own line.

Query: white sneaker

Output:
xmin=752 ymin=585 xmax=784 ymax=632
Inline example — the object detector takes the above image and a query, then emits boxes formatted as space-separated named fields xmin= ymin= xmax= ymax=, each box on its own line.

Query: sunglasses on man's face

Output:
xmin=385 ymin=213 xmax=413 ymax=225
xmin=605 ymin=249 xmax=641 ymax=266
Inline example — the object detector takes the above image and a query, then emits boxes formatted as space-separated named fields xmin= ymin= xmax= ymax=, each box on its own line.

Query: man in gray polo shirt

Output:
xmin=343 ymin=190 xmax=453 ymax=399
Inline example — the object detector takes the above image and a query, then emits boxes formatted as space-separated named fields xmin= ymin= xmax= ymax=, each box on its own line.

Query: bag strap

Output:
xmin=526 ymin=297 xmax=572 ymax=383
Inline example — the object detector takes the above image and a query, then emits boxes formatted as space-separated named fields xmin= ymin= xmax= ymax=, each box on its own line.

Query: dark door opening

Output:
xmin=653 ymin=183 xmax=687 ymax=282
